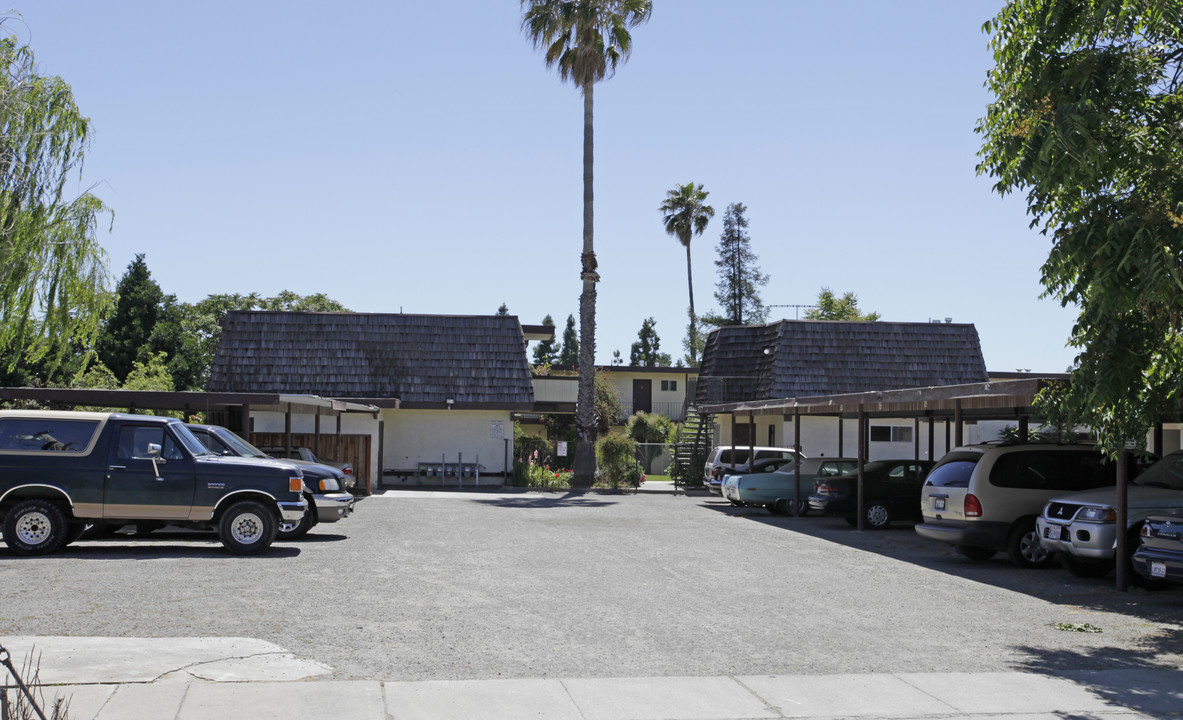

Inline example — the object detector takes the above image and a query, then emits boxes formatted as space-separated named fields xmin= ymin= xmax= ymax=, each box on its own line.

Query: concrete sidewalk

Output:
xmin=3 ymin=637 xmax=1181 ymax=719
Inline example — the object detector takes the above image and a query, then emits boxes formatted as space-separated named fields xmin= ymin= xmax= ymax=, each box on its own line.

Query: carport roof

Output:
xmin=0 ymin=388 xmax=380 ymax=415
xmin=700 ymin=377 xmax=1056 ymax=420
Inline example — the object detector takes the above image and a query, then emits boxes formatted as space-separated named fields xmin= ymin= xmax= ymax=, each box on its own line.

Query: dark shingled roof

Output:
xmin=696 ymin=320 xmax=988 ymax=404
xmin=208 ymin=312 xmax=535 ymax=407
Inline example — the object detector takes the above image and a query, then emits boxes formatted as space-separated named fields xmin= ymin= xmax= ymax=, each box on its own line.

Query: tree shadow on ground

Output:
xmin=697 ymin=496 xmax=1183 ymax=623
xmin=1010 ymin=634 xmax=1183 ymax=717
xmin=471 ymin=492 xmax=619 ymax=509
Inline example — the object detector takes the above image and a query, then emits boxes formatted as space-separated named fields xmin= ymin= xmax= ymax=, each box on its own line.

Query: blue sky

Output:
xmin=12 ymin=1 xmax=1078 ymax=373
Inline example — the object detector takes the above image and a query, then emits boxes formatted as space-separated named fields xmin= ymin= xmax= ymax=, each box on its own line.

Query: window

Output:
xmin=661 ymin=380 xmax=678 ymax=392
xmin=870 ymin=425 xmax=913 ymax=443
xmin=0 ymin=418 xmax=99 ymax=452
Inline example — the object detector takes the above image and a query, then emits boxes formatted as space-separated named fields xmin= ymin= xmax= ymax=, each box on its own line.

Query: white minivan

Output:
xmin=702 ymin=445 xmax=801 ymax=495
xmin=915 ymin=444 xmax=1123 ymax=568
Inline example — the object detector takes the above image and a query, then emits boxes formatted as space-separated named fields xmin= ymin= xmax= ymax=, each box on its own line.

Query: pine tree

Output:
xmin=531 ymin=314 xmax=558 ymax=365
xmin=712 ymin=203 xmax=769 ymax=325
xmin=95 ymin=254 xmax=164 ymax=383
xmin=629 ymin=317 xmax=671 ymax=366
xmin=558 ymin=315 xmax=579 ymax=365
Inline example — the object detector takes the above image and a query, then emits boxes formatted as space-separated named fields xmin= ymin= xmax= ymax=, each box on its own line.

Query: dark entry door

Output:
xmin=632 ymin=379 xmax=652 ymax=414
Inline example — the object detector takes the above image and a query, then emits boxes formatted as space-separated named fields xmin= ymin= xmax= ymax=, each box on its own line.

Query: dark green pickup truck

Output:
xmin=0 ymin=410 xmax=307 ymax=556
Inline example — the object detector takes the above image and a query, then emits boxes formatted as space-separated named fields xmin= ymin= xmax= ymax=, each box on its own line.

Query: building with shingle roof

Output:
xmin=209 ymin=311 xmax=538 ymax=486
xmin=695 ymin=320 xmax=992 ymax=459
xmin=697 ymin=320 xmax=988 ymax=404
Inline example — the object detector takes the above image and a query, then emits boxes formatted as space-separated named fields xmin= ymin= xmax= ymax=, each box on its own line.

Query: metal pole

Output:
xmin=838 ymin=415 xmax=844 ymax=457
xmin=793 ymin=408 xmax=801 ymax=515
xmin=927 ymin=415 xmax=935 ymax=461
xmin=1116 ymin=452 xmax=1129 ymax=591
xmin=857 ymin=406 xmax=867 ymax=531
xmin=913 ymin=418 xmax=920 ymax=460
xmin=954 ymin=400 xmax=964 ymax=447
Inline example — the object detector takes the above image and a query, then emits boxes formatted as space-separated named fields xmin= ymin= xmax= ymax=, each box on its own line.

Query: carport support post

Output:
xmin=857 ymin=406 xmax=867 ymax=531
xmin=927 ymin=415 xmax=934 ymax=461
xmin=1018 ymin=415 xmax=1029 ymax=443
xmin=954 ymin=401 xmax=963 ymax=448
xmin=729 ymin=415 xmax=737 ymax=473
xmin=913 ymin=418 xmax=920 ymax=460
xmin=284 ymin=404 xmax=293 ymax=455
xmin=314 ymin=411 xmax=321 ymax=456
xmin=793 ymin=408 xmax=801 ymax=515
xmin=837 ymin=416 xmax=844 ymax=457
xmin=748 ymin=411 xmax=755 ymax=472
xmin=1116 ymin=452 xmax=1129 ymax=592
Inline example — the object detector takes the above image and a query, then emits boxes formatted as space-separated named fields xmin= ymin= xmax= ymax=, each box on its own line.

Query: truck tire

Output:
xmin=276 ymin=500 xmax=316 ymax=541
xmin=218 ymin=501 xmax=278 ymax=555
xmin=3 ymin=499 xmax=69 ymax=556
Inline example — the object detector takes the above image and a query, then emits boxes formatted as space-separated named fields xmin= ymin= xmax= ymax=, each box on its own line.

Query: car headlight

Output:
xmin=319 ymin=477 xmax=340 ymax=492
xmin=1079 ymin=506 xmax=1117 ymax=522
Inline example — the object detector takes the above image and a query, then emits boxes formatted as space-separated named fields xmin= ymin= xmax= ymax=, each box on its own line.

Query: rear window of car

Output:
xmin=925 ymin=452 xmax=982 ymax=488
xmin=0 ymin=418 xmax=99 ymax=452
xmin=719 ymin=449 xmax=751 ymax=465
xmin=1133 ymin=453 xmax=1183 ymax=490
xmin=754 ymin=450 xmax=795 ymax=461
xmin=988 ymin=449 xmax=1115 ymax=491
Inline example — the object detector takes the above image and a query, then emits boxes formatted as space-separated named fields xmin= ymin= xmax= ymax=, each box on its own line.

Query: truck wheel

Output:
xmin=276 ymin=501 xmax=316 ymax=541
xmin=3 ymin=499 xmax=69 ymax=556
xmin=218 ymin=501 xmax=278 ymax=555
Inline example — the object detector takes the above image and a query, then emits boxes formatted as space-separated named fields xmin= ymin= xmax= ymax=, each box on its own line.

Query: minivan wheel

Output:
xmin=1007 ymin=520 xmax=1057 ymax=569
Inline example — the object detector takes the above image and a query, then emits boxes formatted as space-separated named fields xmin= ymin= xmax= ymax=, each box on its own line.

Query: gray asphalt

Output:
xmin=3 ymin=488 xmax=1181 ymax=683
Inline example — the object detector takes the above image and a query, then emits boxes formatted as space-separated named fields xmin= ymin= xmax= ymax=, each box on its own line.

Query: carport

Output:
xmin=0 ymin=387 xmax=381 ymax=493
xmin=700 ymin=376 xmax=1173 ymax=591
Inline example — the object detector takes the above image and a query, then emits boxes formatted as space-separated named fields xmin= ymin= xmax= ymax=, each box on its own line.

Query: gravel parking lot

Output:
xmin=2 ymin=490 xmax=1181 ymax=682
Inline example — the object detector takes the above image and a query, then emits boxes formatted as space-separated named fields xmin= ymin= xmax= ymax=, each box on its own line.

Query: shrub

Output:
xmin=596 ymin=433 xmax=642 ymax=491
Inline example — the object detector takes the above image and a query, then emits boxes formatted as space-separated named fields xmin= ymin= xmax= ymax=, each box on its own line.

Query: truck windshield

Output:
xmin=172 ymin=424 xmax=216 ymax=457
xmin=216 ymin=430 xmax=271 ymax=459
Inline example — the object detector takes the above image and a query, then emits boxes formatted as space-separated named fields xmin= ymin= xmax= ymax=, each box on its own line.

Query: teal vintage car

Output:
xmin=722 ymin=457 xmax=858 ymax=515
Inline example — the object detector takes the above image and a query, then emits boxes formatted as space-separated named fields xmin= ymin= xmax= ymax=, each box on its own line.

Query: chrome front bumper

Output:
xmin=312 ymin=492 xmax=360 ymax=523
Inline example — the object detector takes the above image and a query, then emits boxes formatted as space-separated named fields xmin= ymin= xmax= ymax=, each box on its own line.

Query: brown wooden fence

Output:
xmin=251 ymin=432 xmax=372 ymax=494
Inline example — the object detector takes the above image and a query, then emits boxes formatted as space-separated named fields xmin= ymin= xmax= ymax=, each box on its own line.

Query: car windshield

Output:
xmin=216 ymin=430 xmax=271 ymax=459
xmin=1133 ymin=453 xmax=1183 ymax=490
xmin=172 ymin=423 xmax=215 ymax=457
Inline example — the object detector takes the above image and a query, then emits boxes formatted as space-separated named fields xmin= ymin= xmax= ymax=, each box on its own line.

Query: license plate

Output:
xmin=1151 ymin=562 xmax=1167 ymax=578
xmin=932 ymin=498 xmax=946 ymax=511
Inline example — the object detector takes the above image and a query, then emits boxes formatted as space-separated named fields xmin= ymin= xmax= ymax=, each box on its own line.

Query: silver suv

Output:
xmin=915 ymin=444 xmax=1123 ymax=568
xmin=1036 ymin=451 xmax=1181 ymax=579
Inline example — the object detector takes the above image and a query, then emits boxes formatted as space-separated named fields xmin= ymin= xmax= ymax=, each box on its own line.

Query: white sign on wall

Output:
xmin=490 ymin=420 xmax=505 ymax=439
xmin=557 ymin=441 xmax=568 ymax=457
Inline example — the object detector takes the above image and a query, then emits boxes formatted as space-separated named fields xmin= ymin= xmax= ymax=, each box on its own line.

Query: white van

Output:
xmin=915 ymin=444 xmax=1123 ymax=568
xmin=703 ymin=445 xmax=801 ymax=494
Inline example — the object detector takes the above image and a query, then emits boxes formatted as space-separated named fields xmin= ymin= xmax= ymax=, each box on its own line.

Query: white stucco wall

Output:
xmin=383 ymin=409 xmax=514 ymax=476
xmin=713 ymin=416 xmax=1016 ymax=462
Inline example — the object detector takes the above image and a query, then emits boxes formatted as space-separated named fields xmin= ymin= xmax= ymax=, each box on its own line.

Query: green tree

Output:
xmin=255 ymin=290 xmax=348 ymax=312
xmin=978 ymin=0 xmax=1183 ymax=455
xmin=712 ymin=202 xmax=769 ymax=325
xmin=592 ymin=367 xmax=624 ymax=435
xmin=804 ymin=288 xmax=881 ymax=322
xmin=558 ymin=314 xmax=579 ymax=365
xmin=629 ymin=317 xmax=671 ymax=366
xmin=0 ymin=27 xmax=112 ymax=379
xmin=95 ymin=254 xmax=164 ymax=383
xmin=496 ymin=303 xmax=510 ymax=316
xmin=659 ymin=182 xmax=715 ymax=364
xmin=532 ymin=314 xmax=559 ymax=365
xmin=521 ymin=0 xmax=652 ymax=485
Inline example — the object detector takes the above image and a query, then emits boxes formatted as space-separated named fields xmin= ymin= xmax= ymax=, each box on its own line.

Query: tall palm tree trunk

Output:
xmin=685 ymin=242 xmax=697 ymax=365
xmin=574 ymin=81 xmax=597 ymax=486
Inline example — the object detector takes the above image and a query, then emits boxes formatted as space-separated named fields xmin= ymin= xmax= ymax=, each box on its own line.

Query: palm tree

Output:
xmin=521 ymin=0 xmax=652 ymax=486
xmin=659 ymin=182 xmax=714 ymax=365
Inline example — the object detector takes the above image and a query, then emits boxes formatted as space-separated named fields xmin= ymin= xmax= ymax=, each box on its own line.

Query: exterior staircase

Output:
xmin=670 ymin=406 xmax=714 ymax=491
